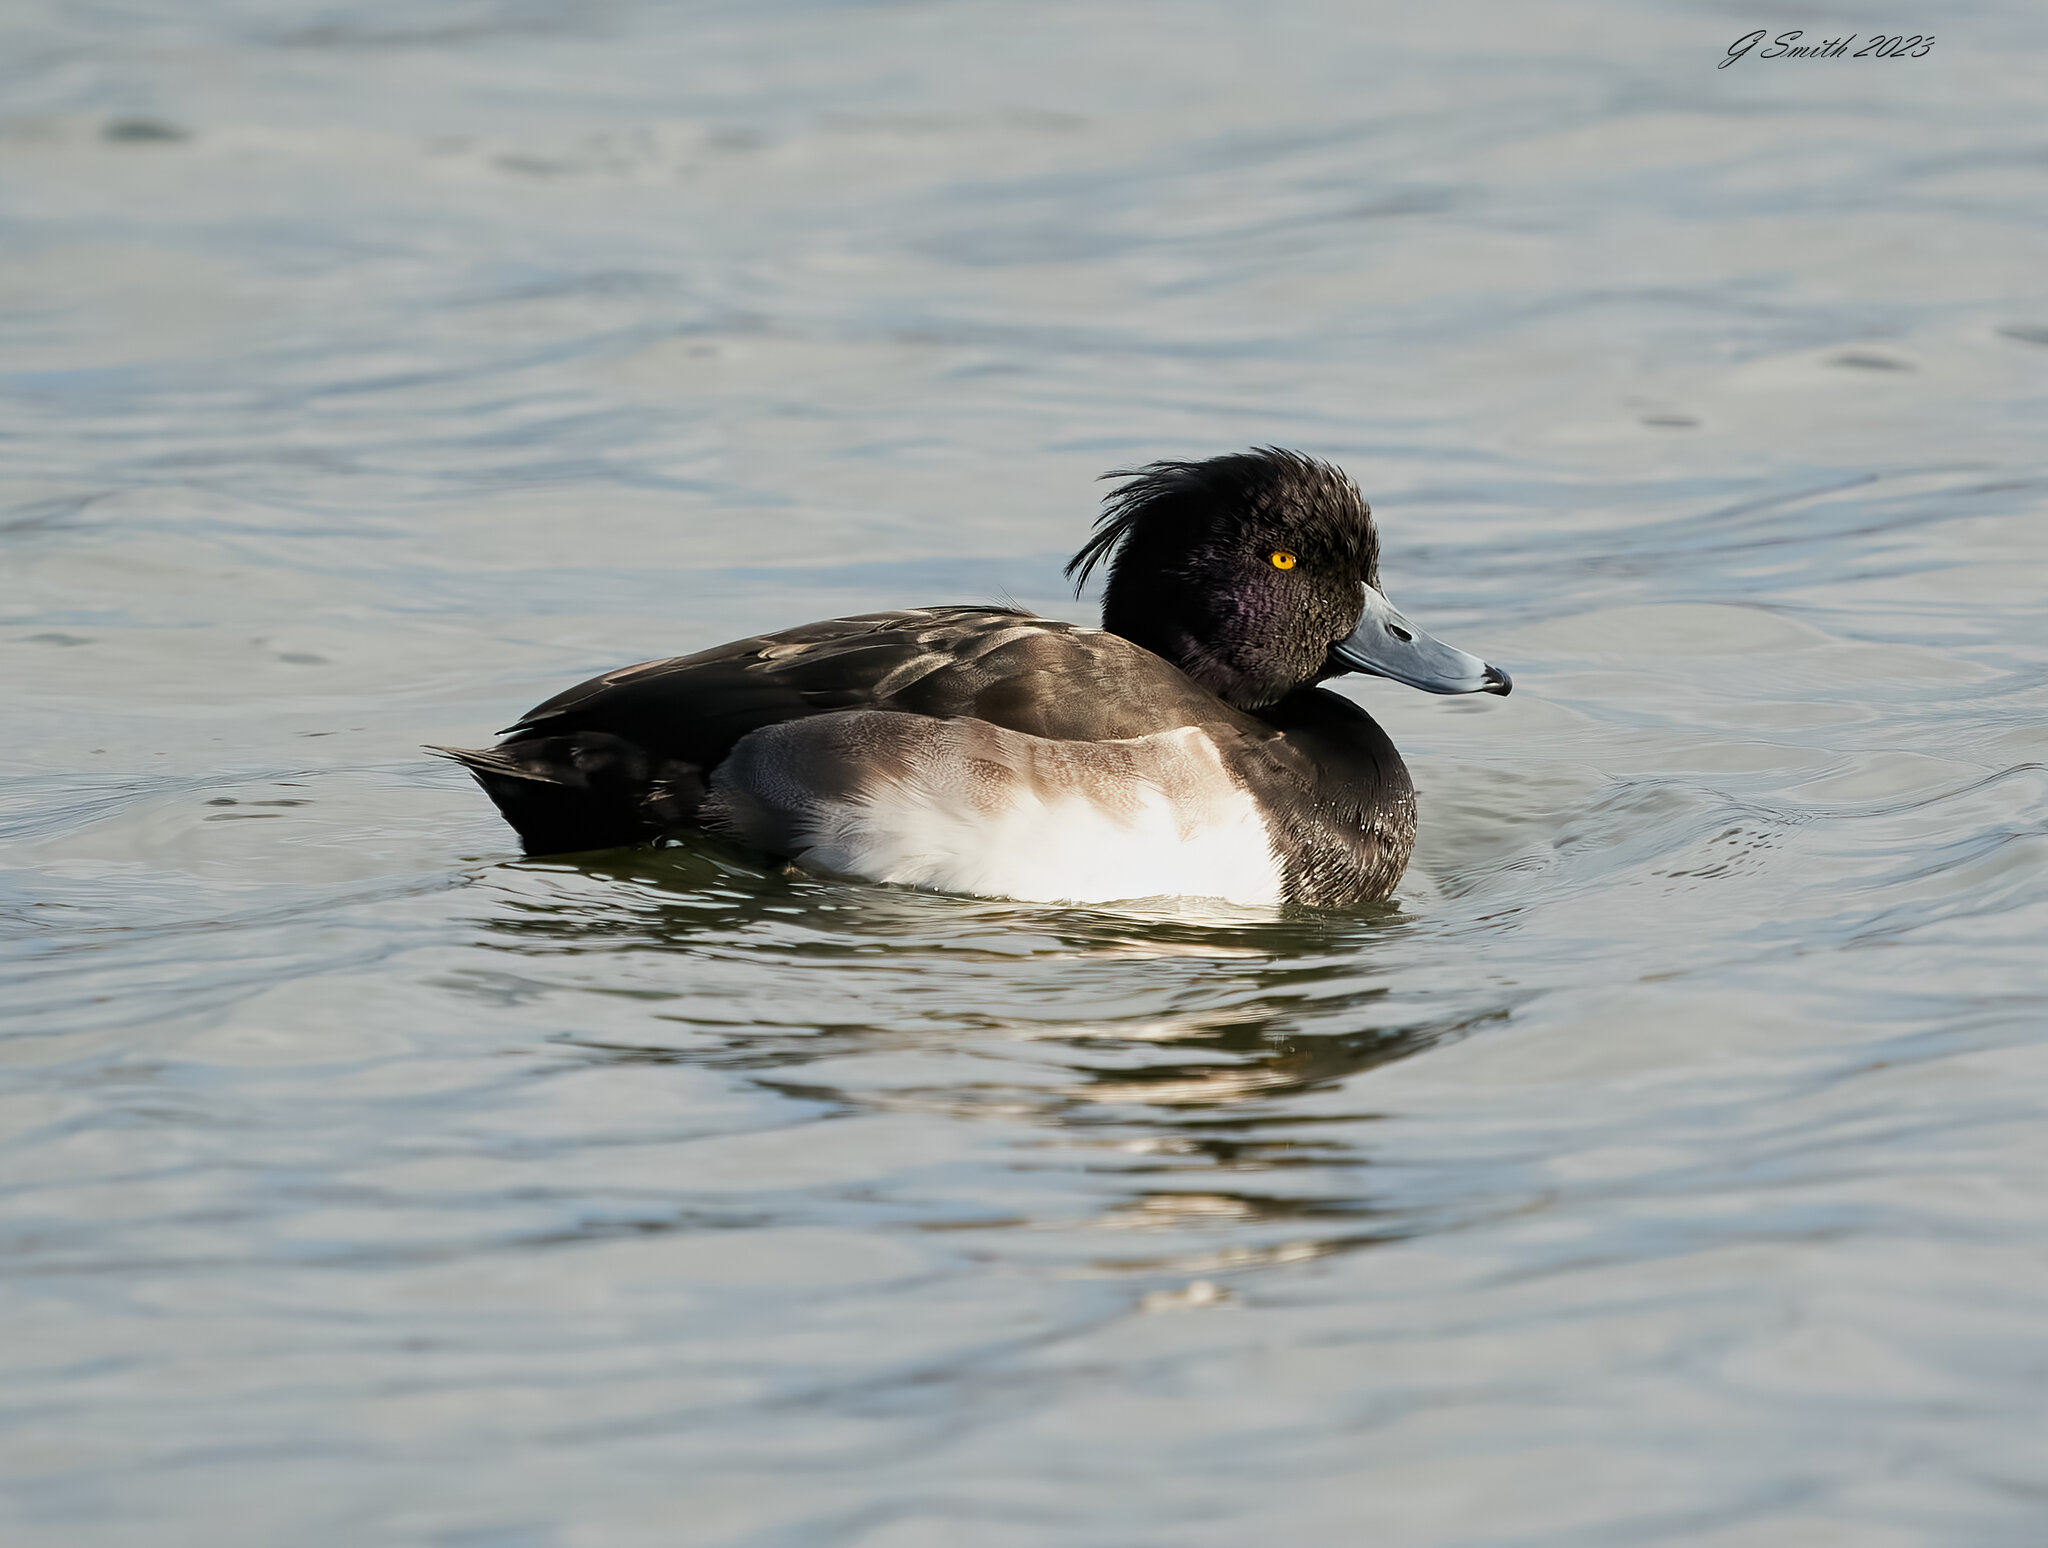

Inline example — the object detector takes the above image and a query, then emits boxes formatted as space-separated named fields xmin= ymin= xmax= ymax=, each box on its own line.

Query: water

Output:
xmin=5 ymin=1 xmax=2048 ymax=1542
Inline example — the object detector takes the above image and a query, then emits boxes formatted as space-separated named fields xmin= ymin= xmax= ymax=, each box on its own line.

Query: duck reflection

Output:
xmin=461 ymin=843 xmax=1505 ymax=1105
xmin=471 ymin=841 xmax=1391 ymax=961
xmin=452 ymin=843 xmax=1512 ymax=1271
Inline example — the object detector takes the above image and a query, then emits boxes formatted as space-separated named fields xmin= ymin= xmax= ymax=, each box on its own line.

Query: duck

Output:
xmin=433 ymin=448 xmax=1509 ymax=908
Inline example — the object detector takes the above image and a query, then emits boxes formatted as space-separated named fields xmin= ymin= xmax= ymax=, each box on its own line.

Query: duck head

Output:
xmin=1067 ymin=447 xmax=1511 ymax=711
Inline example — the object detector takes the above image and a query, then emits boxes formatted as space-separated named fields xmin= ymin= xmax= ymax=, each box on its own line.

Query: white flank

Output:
xmin=715 ymin=719 xmax=1284 ymax=907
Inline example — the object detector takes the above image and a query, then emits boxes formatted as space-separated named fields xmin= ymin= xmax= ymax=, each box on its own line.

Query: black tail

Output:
xmin=428 ymin=733 xmax=706 ymax=856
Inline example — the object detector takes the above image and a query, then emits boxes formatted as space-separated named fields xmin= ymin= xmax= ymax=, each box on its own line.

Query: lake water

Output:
xmin=5 ymin=2 xmax=2048 ymax=1543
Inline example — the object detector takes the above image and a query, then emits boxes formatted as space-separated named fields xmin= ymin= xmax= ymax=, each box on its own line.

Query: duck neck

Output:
xmin=1104 ymin=583 xmax=1310 ymax=711
xmin=1102 ymin=592 xmax=1250 ymax=708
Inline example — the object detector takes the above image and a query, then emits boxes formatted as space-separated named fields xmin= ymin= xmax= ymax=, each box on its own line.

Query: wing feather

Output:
xmin=499 ymin=607 xmax=1267 ymax=773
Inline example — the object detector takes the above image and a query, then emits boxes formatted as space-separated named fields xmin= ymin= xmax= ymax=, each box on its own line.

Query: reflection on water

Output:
xmin=449 ymin=852 xmax=1494 ymax=1300
xmin=5 ymin=0 xmax=2048 ymax=1542
xmin=475 ymin=850 xmax=1472 ymax=1123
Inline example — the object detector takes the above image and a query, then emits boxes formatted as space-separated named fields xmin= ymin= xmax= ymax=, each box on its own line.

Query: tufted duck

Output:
xmin=433 ymin=448 xmax=1509 ymax=907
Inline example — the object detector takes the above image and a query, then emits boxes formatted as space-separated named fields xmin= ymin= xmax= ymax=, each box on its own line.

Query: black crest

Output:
xmin=1065 ymin=447 xmax=1377 ymax=594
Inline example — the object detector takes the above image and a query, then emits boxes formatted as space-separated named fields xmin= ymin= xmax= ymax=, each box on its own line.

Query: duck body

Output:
xmin=437 ymin=450 xmax=1507 ymax=908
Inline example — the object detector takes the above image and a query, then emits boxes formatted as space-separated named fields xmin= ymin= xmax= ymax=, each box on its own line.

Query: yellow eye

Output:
xmin=1269 ymin=550 xmax=1297 ymax=570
